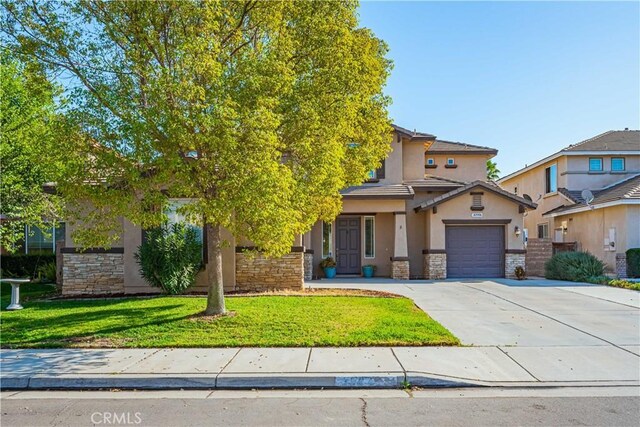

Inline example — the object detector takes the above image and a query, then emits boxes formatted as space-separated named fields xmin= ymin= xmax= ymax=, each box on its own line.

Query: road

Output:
xmin=2 ymin=387 xmax=639 ymax=426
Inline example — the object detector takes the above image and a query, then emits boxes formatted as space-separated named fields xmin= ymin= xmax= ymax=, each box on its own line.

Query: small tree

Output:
xmin=135 ymin=223 xmax=203 ymax=295
xmin=0 ymin=53 xmax=63 ymax=252
xmin=3 ymin=1 xmax=392 ymax=315
xmin=486 ymin=160 xmax=500 ymax=181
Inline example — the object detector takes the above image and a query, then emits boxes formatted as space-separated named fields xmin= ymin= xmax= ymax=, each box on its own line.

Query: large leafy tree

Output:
xmin=2 ymin=0 xmax=392 ymax=315
xmin=0 ymin=53 xmax=63 ymax=252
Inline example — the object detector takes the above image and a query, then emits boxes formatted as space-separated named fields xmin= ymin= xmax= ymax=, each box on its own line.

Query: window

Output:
xmin=24 ymin=223 xmax=65 ymax=254
xmin=322 ymin=221 xmax=332 ymax=257
xmin=375 ymin=160 xmax=386 ymax=179
xmin=611 ymin=157 xmax=625 ymax=171
xmin=589 ymin=157 xmax=603 ymax=171
xmin=167 ymin=199 xmax=203 ymax=244
xmin=367 ymin=169 xmax=377 ymax=180
xmin=545 ymin=164 xmax=557 ymax=193
xmin=364 ymin=216 xmax=375 ymax=258
xmin=447 ymin=158 xmax=455 ymax=165
xmin=537 ymin=223 xmax=549 ymax=239
xmin=427 ymin=158 xmax=435 ymax=166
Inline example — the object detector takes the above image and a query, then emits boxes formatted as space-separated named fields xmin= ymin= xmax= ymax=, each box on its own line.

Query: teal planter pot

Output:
xmin=362 ymin=265 xmax=374 ymax=278
xmin=324 ymin=267 xmax=336 ymax=279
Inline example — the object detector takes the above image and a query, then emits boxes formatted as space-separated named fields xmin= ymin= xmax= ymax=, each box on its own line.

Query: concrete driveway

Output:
xmin=309 ymin=278 xmax=640 ymax=383
xmin=309 ymin=278 xmax=639 ymax=348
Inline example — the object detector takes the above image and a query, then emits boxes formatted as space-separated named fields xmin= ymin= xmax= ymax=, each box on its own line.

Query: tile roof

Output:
xmin=392 ymin=124 xmax=436 ymax=141
xmin=563 ymin=130 xmax=640 ymax=152
xmin=428 ymin=140 xmax=498 ymax=155
xmin=543 ymin=174 xmax=640 ymax=216
xmin=414 ymin=180 xmax=537 ymax=212
xmin=404 ymin=175 xmax=467 ymax=190
xmin=340 ymin=184 xmax=415 ymax=200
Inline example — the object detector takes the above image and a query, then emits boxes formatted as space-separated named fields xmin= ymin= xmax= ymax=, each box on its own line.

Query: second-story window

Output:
xmin=447 ymin=158 xmax=455 ymax=165
xmin=611 ymin=157 xmax=625 ymax=171
xmin=545 ymin=164 xmax=557 ymax=193
xmin=367 ymin=170 xmax=377 ymax=180
xmin=589 ymin=157 xmax=603 ymax=171
xmin=427 ymin=158 xmax=435 ymax=166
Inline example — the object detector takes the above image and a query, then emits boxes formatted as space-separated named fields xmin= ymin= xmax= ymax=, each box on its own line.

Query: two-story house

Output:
xmin=58 ymin=124 xmax=535 ymax=296
xmin=304 ymin=124 xmax=535 ymax=281
xmin=498 ymin=130 xmax=640 ymax=275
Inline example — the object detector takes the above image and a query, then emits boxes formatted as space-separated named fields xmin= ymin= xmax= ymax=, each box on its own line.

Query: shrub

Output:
xmin=319 ymin=257 xmax=336 ymax=269
xmin=134 ymin=223 xmax=203 ymax=295
xmin=544 ymin=251 xmax=605 ymax=282
xmin=37 ymin=262 xmax=57 ymax=283
xmin=0 ymin=254 xmax=56 ymax=279
xmin=626 ymin=248 xmax=640 ymax=278
xmin=607 ymin=279 xmax=640 ymax=291
xmin=514 ymin=266 xmax=526 ymax=280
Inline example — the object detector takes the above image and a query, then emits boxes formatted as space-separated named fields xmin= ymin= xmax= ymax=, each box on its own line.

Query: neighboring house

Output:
xmin=59 ymin=124 xmax=535 ymax=295
xmin=498 ymin=130 xmax=640 ymax=275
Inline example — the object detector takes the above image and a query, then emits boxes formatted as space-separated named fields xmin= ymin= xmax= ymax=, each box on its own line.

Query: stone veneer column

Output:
xmin=616 ymin=253 xmax=628 ymax=279
xmin=505 ymin=251 xmax=526 ymax=279
xmin=61 ymin=249 xmax=125 ymax=295
xmin=304 ymin=250 xmax=314 ymax=281
xmin=391 ymin=212 xmax=410 ymax=280
xmin=422 ymin=250 xmax=447 ymax=279
xmin=235 ymin=247 xmax=305 ymax=291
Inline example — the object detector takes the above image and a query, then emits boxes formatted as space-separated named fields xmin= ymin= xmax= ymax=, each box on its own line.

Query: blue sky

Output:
xmin=358 ymin=1 xmax=640 ymax=176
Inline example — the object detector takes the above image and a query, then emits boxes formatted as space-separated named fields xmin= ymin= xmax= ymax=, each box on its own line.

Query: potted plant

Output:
xmin=320 ymin=257 xmax=337 ymax=279
xmin=514 ymin=266 xmax=526 ymax=280
xmin=362 ymin=264 xmax=376 ymax=278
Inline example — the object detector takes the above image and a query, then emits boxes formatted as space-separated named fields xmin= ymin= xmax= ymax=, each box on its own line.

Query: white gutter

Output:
xmin=543 ymin=199 xmax=640 ymax=218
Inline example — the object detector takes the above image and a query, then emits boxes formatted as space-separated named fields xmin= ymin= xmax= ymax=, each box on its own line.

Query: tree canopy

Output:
xmin=486 ymin=160 xmax=500 ymax=181
xmin=0 ymin=53 xmax=63 ymax=252
xmin=2 ymin=0 xmax=392 ymax=314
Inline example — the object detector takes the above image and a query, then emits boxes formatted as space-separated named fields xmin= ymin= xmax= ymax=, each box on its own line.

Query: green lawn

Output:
xmin=0 ymin=287 xmax=459 ymax=348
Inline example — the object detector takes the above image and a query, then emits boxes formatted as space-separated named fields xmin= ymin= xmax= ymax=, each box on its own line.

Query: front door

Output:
xmin=336 ymin=217 xmax=361 ymax=274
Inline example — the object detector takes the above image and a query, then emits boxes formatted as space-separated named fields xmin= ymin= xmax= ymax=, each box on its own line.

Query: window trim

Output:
xmin=611 ymin=157 xmax=625 ymax=171
xmin=588 ymin=157 xmax=603 ymax=172
xmin=363 ymin=216 xmax=375 ymax=259
xmin=322 ymin=221 xmax=333 ymax=258
xmin=545 ymin=164 xmax=558 ymax=194
xmin=537 ymin=222 xmax=549 ymax=239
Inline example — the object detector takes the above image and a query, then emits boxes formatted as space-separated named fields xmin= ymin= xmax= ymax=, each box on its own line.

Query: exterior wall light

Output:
xmin=514 ymin=226 xmax=521 ymax=237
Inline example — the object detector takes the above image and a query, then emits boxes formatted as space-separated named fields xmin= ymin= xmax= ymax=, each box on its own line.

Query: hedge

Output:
xmin=1 ymin=254 xmax=56 ymax=279
xmin=627 ymin=248 xmax=640 ymax=278
xmin=544 ymin=251 xmax=605 ymax=282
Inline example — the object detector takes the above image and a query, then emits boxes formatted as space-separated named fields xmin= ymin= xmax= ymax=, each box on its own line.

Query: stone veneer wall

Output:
xmin=525 ymin=238 xmax=552 ymax=277
xmin=505 ymin=253 xmax=526 ymax=279
xmin=616 ymin=253 xmax=628 ymax=279
xmin=235 ymin=251 xmax=304 ymax=291
xmin=303 ymin=252 xmax=314 ymax=281
xmin=423 ymin=253 xmax=447 ymax=279
xmin=391 ymin=260 xmax=410 ymax=280
xmin=62 ymin=252 xmax=125 ymax=295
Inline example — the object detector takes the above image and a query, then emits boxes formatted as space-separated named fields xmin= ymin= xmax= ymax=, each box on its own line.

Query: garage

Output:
xmin=446 ymin=226 xmax=505 ymax=278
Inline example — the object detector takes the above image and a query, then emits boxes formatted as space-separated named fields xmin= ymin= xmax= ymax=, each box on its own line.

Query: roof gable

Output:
xmin=414 ymin=181 xmax=537 ymax=212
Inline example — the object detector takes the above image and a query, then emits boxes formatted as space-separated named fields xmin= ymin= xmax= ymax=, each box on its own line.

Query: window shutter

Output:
xmin=376 ymin=160 xmax=386 ymax=179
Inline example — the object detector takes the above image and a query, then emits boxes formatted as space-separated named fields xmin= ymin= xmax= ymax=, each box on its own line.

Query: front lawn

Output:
xmin=0 ymin=289 xmax=459 ymax=348
xmin=0 ymin=281 xmax=57 ymax=307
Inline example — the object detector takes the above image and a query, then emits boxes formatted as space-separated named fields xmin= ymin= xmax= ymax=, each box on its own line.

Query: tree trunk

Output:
xmin=204 ymin=223 xmax=226 ymax=316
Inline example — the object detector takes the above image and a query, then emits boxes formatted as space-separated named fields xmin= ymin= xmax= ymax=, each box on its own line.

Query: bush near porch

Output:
xmin=0 ymin=287 xmax=459 ymax=348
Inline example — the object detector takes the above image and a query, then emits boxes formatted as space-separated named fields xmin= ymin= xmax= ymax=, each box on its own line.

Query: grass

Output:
xmin=0 ymin=285 xmax=459 ymax=348
xmin=0 ymin=281 xmax=57 ymax=307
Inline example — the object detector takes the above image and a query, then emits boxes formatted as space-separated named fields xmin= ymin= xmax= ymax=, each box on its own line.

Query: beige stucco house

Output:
xmin=498 ymin=130 xmax=640 ymax=276
xmin=59 ymin=124 xmax=535 ymax=295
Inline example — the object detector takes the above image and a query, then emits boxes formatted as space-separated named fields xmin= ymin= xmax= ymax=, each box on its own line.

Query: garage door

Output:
xmin=446 ymin=226 xmax=504 ymax=278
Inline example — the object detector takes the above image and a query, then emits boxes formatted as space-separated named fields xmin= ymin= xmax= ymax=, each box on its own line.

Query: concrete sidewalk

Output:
xmin=2 ymin=346 xmax=639 ymax=390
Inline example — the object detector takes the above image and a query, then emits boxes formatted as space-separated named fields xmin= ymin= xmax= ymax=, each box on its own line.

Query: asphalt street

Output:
xmin=2 ymin=388 xmax=639 ymax=426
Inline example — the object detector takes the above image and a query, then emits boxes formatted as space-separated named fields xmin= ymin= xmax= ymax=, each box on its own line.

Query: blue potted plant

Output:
xmin=320 ymin=257 xmax=337 ymax=279
xmin=362 ymin=264 xmax=375 ymax=278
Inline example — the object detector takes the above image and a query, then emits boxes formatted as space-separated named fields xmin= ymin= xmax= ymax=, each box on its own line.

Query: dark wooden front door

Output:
xmin=336 ymin=217 xmax=361 ymax=274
